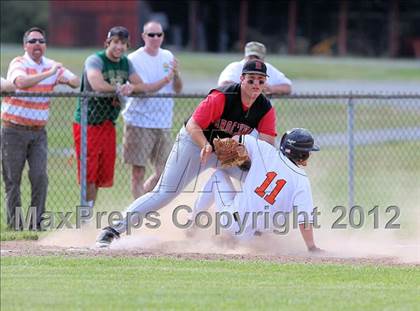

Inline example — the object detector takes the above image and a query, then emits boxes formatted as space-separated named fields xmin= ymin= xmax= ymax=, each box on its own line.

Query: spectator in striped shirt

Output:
xmin=1 ymin=27 xmax=80 ymax=230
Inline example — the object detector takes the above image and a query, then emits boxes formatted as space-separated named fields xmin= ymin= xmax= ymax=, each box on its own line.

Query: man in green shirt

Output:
xmin=73 ymin=26 xmax=162 ymax=214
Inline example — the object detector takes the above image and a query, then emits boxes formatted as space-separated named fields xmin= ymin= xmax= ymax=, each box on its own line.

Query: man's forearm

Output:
xmin=14 ymin=71 xmax=53 ymax=89
xmin=93 ymin=82 xmax=116 ymax=93
xmin=133 ymin=78 xmax=168 ymax=94
xmin=67 ymin=76 xmax=81 ymax=89
xmin=173 ymin=73 xmax=183 ymax=94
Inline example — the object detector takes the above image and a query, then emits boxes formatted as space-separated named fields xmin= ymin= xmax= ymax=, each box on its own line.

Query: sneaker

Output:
xmin=96 ymin=226 xmax=120 ymax=248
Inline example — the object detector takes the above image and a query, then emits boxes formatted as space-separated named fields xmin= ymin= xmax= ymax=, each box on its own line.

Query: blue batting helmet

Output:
xmin=280 ymin=128 xmax=320 ymax=161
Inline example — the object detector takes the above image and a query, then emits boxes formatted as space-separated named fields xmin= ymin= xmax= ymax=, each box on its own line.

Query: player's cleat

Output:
xmin=96 ymin=226 xmax=120 ymax=248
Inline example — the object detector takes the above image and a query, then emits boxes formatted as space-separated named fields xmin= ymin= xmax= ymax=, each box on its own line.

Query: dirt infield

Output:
xmin=2 ymin=186 xmax=418 ymax=267
xmin=2 ymin=197 xmax=419 ymax=267
xmin=1 ymin=238 xmax=418 ymax=267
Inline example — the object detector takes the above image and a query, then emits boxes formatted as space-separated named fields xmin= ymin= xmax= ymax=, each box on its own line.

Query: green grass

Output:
xmin=1 ymin=256 xmax=419 ymax=311
xmin=1 ymin=45 xmax=420 ymax=81
xmin=0 ymin=230 xmax=39 ymax=241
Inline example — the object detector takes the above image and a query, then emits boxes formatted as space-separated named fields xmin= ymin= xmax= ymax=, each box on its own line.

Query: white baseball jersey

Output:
xmin=233 ymin=135 xmax=315 ymax=233
xmin=122 ymin=47 xmax=175 ymax=128
xmin=217 ymin=59 xmax=292 ymax=87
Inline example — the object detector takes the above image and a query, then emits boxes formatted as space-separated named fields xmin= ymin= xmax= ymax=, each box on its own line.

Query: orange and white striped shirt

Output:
xmin=1 ymin=53 xmax=76 ymax=126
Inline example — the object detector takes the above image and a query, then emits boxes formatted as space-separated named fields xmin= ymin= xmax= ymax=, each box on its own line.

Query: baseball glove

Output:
xmin=213 ymin=137 xmax=250 ymax=169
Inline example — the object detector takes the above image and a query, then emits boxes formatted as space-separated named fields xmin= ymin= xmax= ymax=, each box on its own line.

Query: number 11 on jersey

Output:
xmin=254 ymin=172 xmax=287 ymax=205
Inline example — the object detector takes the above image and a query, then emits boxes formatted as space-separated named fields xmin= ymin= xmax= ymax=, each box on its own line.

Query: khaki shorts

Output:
xmin=123 ymin=124 xmax=172 ymax=167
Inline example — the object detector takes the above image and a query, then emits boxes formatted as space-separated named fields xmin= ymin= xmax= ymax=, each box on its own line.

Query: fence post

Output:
xmin=80 ymin=96 xmax=88 ymax=206
xmin=347 ymin=95 xmax=355 ymax=209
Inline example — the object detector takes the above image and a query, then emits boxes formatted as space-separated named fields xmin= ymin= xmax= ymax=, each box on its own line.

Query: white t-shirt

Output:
xmin=234 ymin=135 xmax=314 ymax=234
xmin=217 ymin=59 xmax=292 ymax=87
xmin=123 ymin=47 xmax=175 ymax=128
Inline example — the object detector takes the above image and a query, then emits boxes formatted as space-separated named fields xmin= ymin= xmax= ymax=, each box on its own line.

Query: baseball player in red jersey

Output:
xmin=96 ymin=59 xmax=277 ymax=247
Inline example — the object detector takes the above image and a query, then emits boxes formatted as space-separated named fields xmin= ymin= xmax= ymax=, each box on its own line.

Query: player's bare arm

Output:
xmin=186 ymin=117 xmax=213 ymax=163
xmin=299 ymin=223 xmax=323 ymax=252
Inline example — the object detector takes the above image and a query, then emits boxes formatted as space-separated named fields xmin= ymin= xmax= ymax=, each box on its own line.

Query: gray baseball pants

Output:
xmin=113 ymin=126 xmax=245 ymax=233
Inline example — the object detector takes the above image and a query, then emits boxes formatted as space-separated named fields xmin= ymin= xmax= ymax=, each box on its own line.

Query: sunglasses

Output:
xmin=246 ymin=79 xmax=265 ymax=85
xmin=26 ymin=38 xmax=46 ymax=44
xmin=146 ymin=32 xmax=163 ymax=38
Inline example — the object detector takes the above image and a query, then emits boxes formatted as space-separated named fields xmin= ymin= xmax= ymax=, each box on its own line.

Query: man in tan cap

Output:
xmin=218 ymin=41 xmax=292 ymax=95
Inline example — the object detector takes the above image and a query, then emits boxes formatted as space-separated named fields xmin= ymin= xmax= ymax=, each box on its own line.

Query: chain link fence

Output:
xmin=1 ymin=92 xmax=419 ymax=231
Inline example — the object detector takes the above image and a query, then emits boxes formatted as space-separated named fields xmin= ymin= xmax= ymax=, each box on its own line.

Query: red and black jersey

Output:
xmin=188 ymin=83 xmax=276 ymax=147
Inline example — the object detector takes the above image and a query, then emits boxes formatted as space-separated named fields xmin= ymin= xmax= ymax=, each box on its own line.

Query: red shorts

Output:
xmin=73 ymin=121 xmax=116 ymax=188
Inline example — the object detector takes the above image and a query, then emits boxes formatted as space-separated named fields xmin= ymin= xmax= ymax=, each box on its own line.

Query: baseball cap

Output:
xmin=241 ymin=59 xmax=268 ymax=77
xmin=244 ymin=41 xmax=266 ymax=59
xmin=107 ymin=26 xmax=130 ymax=40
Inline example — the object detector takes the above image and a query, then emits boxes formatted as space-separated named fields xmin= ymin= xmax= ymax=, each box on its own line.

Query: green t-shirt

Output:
xmin=74 ymin=51 xmax=130 ymax=125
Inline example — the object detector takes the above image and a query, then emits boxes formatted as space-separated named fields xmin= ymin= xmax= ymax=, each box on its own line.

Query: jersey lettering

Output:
xmin=254 ymin=171 xmax=287 ymax=205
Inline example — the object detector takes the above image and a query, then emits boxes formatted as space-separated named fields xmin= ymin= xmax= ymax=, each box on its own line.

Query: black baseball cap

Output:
xmin=107 ymin=26 xmax=130 ymax=40
xmin=241 ymin=59 xmax=269 ymax=77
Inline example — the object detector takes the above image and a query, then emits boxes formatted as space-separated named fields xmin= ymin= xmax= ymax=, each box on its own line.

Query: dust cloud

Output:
xmin=39 ymin=171 xmax=419 ymax=264
xmin=39 ymin=192 xmax=419 ymax=264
